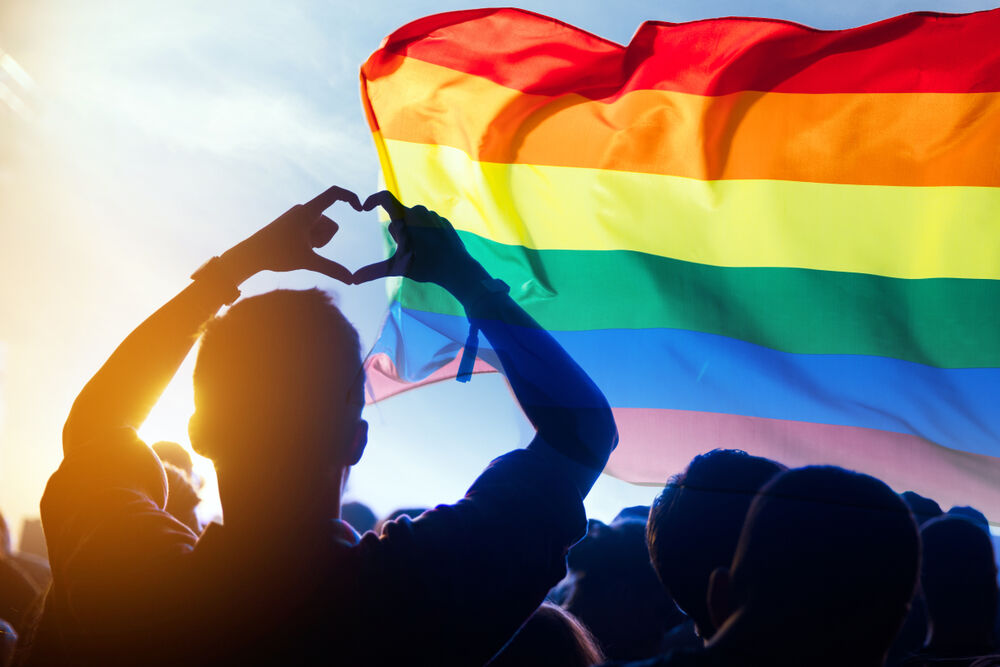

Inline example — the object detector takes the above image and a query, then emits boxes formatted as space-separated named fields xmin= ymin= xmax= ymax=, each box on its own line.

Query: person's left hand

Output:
xmin=225 ymin=186 xmax=363 ymax=284
xmin=352 ymin=190 xmax=484 ymax=295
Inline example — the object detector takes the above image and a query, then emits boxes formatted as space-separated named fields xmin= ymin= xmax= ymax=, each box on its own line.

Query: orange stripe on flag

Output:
xmin=367 ymin=54 xmax=1000 ymax=187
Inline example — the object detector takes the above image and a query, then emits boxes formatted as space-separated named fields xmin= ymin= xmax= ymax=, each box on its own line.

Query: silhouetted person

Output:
xmin=901 ymin=516 xmax=999 ymax=667
xmin=162 ymin=463 xmax=202 ymax=534
xmin=645 ymin=450 xmax=784 ymax=644
xmin=614 ymin=506 xmax=650 ymax=523
xmin=605 ymin=466 xmax=919 ymax=667
xmin=0 ymin=560 xmax=36 ymax=636
xmin=340 ymin=501 xmax=377 ymax=535
xmin=553 ymin=517 xmax=681 ymax=660
xmin=948 ymin=506 xmax=990 ymax=533
xmin=27 ymin=188 xmax=617 ymax=666
xmin=901 ymin=490 xmax=943 ymax=527
xmin=0 ymin=515 xmax=48 ymax=592
xmin=888 ymin=491 xmax=949 ymax=665
xmin=488 ymin=602 xmax=604 ymax=667
xmin=375 ymin=507 xmax=428 ymax=534
xmin=151 ymin=441 xmax=196 ymax=479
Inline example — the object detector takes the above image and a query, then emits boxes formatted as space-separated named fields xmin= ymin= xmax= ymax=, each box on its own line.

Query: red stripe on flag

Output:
xmin=364 ymin=7 xmax=1000 ymax=97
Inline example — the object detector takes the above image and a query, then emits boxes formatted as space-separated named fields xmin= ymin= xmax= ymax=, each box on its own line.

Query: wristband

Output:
xmin=190 ymin=256 xmax=241 ymax=305
xmin=456 ymin=278 xmax=510 ymax=383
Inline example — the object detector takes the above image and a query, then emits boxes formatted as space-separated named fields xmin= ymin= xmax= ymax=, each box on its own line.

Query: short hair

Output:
xmin=921 ymin=515 xmax=998 ymax=636
xmin=562 ymin=518 xmax=682 ymax=660
xmin=646 ymin=449 xmax=785 ymax=635
xmin=488 ymin=603 xmax=604 ymax=667
xmin=731 ymin=466 xmax=919 ymax=658
xmin=900 ymin=490 xmax=943 ymax=527
xmin=192 ymin=289 xmax=362 ymax=465
xmin=947 ymin=505 xmax=990 ymax=533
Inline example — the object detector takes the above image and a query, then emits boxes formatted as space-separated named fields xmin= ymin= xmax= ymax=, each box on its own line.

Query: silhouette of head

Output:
xmin=646 ymin=449 xmax=784 ymax=638
xmin=376 ymin=508 xmax=428 ymax=534
xmin=487 ymin=602 xmax=604 ymax=667
xmin=613 ymin=505 xmax=650 ymax=524
xmin=341 ymin=501 xmax=377 ymax=535
xmin=162 ymin=463 xmax=202 ymax=534
xmin=947 ymin=505 xmax=990 ymax=534
xmin=900 ymin=491 xmax=943 ymax=527
xmin=921 ymin=515 xmax=998 ymax=654
xmin=710 ymin=466 xmax=919 ymax=664
xmin=561 ymin=518 xmax=681 ymax=660
xmin=152 ymin=440 xmax=195 ymax=477
xmin=190 ymin=289 xmax=367 ymax=475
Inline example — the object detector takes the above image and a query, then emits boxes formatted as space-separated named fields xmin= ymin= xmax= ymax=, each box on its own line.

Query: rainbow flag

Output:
xmin=360 ymin=8 xmax=1000 ymax=517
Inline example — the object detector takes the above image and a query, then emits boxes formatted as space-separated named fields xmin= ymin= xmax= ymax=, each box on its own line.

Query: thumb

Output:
xmin=308 ymin=253 xmax=353 ymax=285
xmin=351 ymin=258 xmax=396 ymax=285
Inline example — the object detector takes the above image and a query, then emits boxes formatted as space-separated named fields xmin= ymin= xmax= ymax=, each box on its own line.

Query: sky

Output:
xmin=1 ymin=0 xmax=998 ymax=541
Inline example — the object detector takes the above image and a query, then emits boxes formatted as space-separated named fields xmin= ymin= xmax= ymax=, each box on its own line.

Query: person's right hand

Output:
xmin=221 ymin=186 xmax=362 ymax=285
xmin=353 ymin=191 xmax=486 ymax=293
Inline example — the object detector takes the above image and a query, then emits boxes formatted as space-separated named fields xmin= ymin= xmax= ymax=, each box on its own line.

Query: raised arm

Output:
xmin=354 ymin=192 xmax=618 ymax=495
xmin=62 ymin=187 xmax=361 ymax=455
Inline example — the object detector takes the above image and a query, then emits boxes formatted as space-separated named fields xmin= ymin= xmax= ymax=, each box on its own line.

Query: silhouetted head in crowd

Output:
xmin=487 ymin=602 xmax=604 ymax=667
xmin=189 ymin=289 xmax=367 ymax=528
xmin=613 ymin=506 xmax=650 ymax=524
xmin=341 ymin=501 xmax=377 ymax=535
xmin=706 ymin=466 xmax=919 ymax=667
xmin=948 ymin=505 xmax=990 ymax=534
xmin=646 ymin=449 xmax=784 ymax=639
xmin=901 ymin=491 xmax=943 ymax=527
xmin=162 ymin=463 xmax=202 ymax=534
xmin=376 ymin=507 xmax=428 ymax=534
xmin=920 ymin=516 xmax=998 ymax=657
xmin=384 ymin=507 xmax=426 ymax=522
xmin=558 ymin=518 xmax=682 ymax=660
xmin=152 ymin=441 xmax=195 ymax=478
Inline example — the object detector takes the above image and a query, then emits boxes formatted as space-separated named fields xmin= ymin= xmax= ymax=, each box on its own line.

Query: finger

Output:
xmin=362 ymin=190 xmax=405 ymax=221
xmin=310 ymin=215 xmax=339 ymax=248
xmin=387 ymin=219 xmax=406 ymax=245
xmin=305 ymin=186 xmax=363 ymax=214
xmin=352 ymin=256 xmax=406 ymax=285
xmin=308 ymin=253 xmax=354 ymax=285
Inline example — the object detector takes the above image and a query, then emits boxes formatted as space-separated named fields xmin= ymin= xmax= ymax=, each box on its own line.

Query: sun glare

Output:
xmin=137 ymin=351 xmax=222 ymax=525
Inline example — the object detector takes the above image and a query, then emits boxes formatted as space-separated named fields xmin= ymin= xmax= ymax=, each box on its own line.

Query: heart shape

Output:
xmin=310 ymin=188 xmax=411 ymax=285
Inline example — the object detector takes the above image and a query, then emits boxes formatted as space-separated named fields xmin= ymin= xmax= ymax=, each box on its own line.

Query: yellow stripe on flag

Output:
xmin=379 ymin=135 xmax=1000 ymax=279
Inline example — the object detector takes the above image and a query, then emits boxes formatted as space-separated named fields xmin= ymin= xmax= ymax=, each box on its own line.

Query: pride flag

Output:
xmin=360 ymin=8 xmax=1000 ymax=517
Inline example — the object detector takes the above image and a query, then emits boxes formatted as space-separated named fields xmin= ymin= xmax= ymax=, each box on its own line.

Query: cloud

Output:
xmin=27 ymin=0 xmax=375 ymax=184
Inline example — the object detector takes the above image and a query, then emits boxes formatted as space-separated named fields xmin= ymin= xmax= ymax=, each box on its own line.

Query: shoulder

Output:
xmin=360 ymin=449 xmax=588 ymax=561
xmin=41 ymin=427 xmax=196 ymax=617
xmin=465 ymin=449 xmax=587 ymax=539
xmin=44 ymin=427 xmax=168 ymax=515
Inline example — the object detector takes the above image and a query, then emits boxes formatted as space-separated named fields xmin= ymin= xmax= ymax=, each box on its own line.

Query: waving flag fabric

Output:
xmin=360 ymin=8 xmax=1000 ymax=517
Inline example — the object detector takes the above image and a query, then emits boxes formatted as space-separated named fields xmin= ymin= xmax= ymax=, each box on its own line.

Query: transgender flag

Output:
xmin=360 ymin=8 xmax=1000 ymax=517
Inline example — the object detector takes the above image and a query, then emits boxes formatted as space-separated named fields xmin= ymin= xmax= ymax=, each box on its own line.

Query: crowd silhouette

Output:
xmin=0 ymin=188 xmax=998 ymax=666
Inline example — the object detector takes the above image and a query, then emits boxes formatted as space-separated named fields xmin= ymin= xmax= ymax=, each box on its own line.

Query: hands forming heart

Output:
xmin=236 ymin=186 xmax=481 ymax=291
